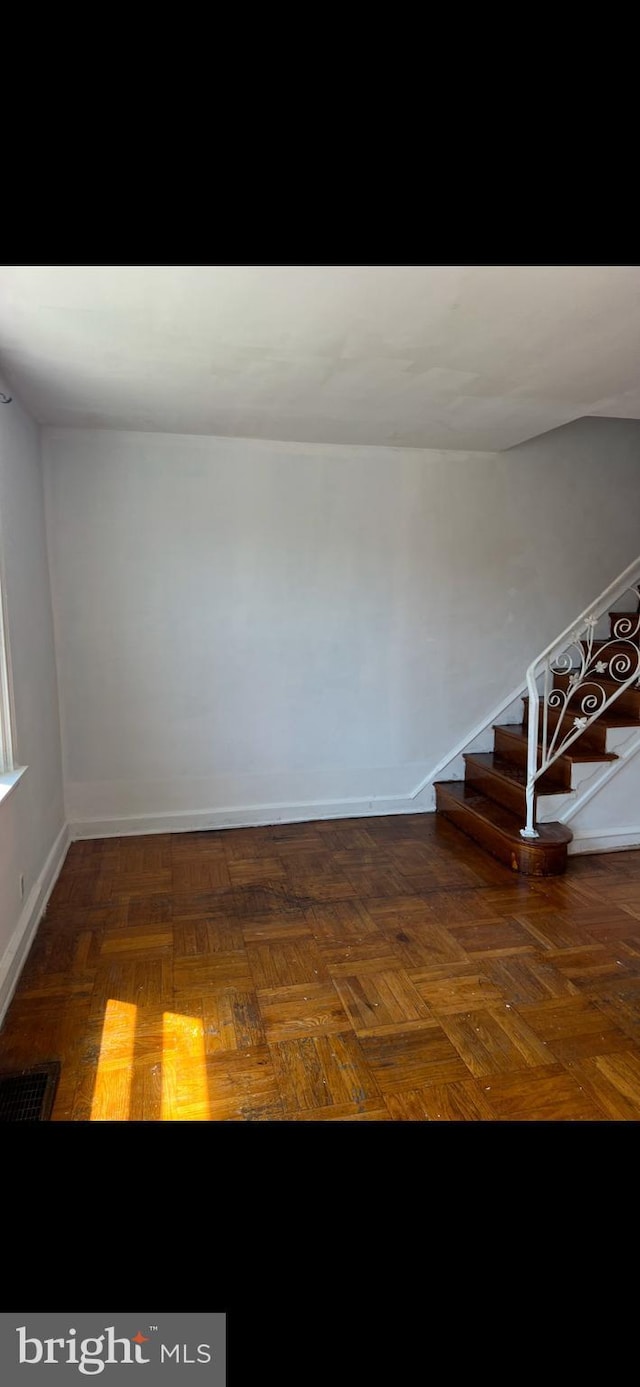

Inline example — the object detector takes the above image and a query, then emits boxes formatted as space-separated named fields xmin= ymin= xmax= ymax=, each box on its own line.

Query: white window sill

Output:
xmin=0 ymin=765 xmax=28 ymax=808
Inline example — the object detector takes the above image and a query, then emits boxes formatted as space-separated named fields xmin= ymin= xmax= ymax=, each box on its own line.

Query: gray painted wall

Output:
xmin=42 ymin=417 xmax=640 ymax=833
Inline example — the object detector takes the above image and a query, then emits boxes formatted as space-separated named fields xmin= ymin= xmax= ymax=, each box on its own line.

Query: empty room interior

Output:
xmin=2 ymin=263 xmax=640 ymax=1123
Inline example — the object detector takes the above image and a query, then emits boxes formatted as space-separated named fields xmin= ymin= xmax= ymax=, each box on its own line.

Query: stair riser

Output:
xmin=435 ymin=785 xmax=569 ymax=876
xmin=463 ymin=755 xmax=576 ymax=823
xmin=609 ymin=612 xmax=640 ymax=640
xmin=495 ymin=730 xmax=616 ymax=794
xmin=579 ymin=640 xmax=640 ymax=681
xmin=463 ymin=758 xmax=525 ymax=816
xmin=523 ymin=701 xmax=637 ymax=754
xmin=523 ymin=701 xmax=608 ymax=752
xmin=493 ymin=727 xmax=570 ymax=789
xmin=554 ymin=671 xmax=640 ymax=720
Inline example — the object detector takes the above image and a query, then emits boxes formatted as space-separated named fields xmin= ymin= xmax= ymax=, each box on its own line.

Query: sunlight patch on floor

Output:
xmin=91 ymin=1001 xmax=210 ymax=1120
xmin=91 ymin=999 xmax=137 ymax=1120
xmin=162 ymin=1010 xmax=210 ymax=1120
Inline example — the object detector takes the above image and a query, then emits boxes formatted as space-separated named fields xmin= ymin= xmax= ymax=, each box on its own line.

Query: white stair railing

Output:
xmin=521 ymin=556 xmax=640 ymax=838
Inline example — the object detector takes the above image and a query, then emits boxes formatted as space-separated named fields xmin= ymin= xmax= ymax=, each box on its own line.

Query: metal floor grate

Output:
xmin=0 ymin=1062 xmax=60 ymax=1121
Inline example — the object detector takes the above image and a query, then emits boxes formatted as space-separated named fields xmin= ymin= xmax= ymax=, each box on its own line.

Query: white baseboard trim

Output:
xmin=0 ymin=822 xmax=70 ymax=1027
xmin=70 ymin=794 xmax=434 ymax=840
xmin=568 ymin=826 xmax=640 ymax=856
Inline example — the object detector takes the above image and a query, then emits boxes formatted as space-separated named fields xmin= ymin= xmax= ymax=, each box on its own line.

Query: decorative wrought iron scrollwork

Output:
xmin=535 ymin=584 xmax=640 ymax=769
xmin=519 ymin=564 xmax=640 ymax=840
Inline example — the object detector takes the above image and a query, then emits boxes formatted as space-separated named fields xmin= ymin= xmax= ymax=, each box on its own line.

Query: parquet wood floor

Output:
xmin=2 ymin=813 xmax=640 ymax=1120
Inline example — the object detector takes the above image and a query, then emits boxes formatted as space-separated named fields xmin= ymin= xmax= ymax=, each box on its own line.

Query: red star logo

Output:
xmin=132 ymin=1332 xmax=150 ymax=1344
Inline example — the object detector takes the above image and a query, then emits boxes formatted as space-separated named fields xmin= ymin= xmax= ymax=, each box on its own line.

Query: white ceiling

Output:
xmin=1 ymin=265 xmax=640 ymax=451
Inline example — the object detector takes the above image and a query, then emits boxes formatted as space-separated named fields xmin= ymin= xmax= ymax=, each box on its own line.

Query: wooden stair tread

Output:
xmin=555 ymin=667 xmax=640 ymax=694
xmin=464 ymin=750 xmax=567 ymax=796
xmin=436 ymin=781 xmax=572 ymax=843
xmin=584 ymin=638 xmax=640 ymax=651
xmin=558 ymin=663 xmax=638 ymax=676
xmin=493 ymin=723 xmax=618 ymax=763
xmin=522 ymin=696 xmax=639 ymax=730
xmin=608 ymin=611 xmax=640 ymax=622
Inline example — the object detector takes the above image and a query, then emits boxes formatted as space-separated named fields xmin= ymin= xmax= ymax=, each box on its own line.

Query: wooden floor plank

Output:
xmin=245 ymin=937 xmax=330 ymax=990
xmin=332 ymin=969 xmax=431 ymax=1035
xmin=3 ymin=814 xmax=640 ymax=1119
xmin=515 ymin=996 xmax=631 ymax=1064
xmin=385 ymin=1080 xmax=496 ymax=1121
xmin=437 ymin=1006 xmax=552 ymax=1077
xmin=291 ymin=1100 xmax=391 ymax=1121
xmin=199 ymin=1048 xmax=283 ymax=1122
xmin=256 ymin=983 xmax=349 ymax=1042
xmin=411 ymin=967 xmax=505 ymax=1015
xmin=357 ymin=1024 xmax=469 ymax=1092
xmin=563 ymin=1052 xmax=640 ymax=1120
xmin=270 ymin=1032 xmax=380 ymax=1113
xmin=478 ymin=1065 xmax=608 ymax=1121
xmin=594 ymin=982 xmax=640 ymax=1040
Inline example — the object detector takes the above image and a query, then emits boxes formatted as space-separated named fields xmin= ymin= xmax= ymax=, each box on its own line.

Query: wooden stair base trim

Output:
xmin=435 ymin=782 xmax=572 ymax=877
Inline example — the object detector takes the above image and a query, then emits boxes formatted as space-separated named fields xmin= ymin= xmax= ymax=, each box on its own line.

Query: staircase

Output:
xmin=435 ymin=603 xmax=640 ymax=876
